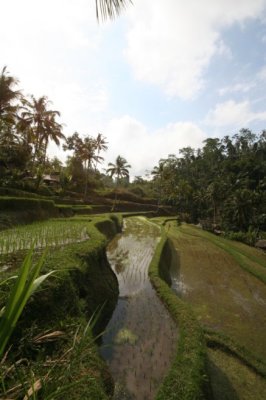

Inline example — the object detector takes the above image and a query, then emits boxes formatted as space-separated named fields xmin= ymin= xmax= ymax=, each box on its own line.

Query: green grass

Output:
xmin=179 ymin=225 xmax=266 ymax=284
xmin=149 ymin=233 xmax=208 ymax=400
xmin=0 ymin=214 xmax=122 ymax=399
xmin=204 ymin=328 xmax=266 ymax=378
xmin=207 ymin=348 xmax=266 ymax=400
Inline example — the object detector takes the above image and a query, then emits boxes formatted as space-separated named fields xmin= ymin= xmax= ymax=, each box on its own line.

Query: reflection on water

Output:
xmin=100 ymin=217 xmax=178 ymax=400
xmin=169 ymin=247 xmax=190 ymax=296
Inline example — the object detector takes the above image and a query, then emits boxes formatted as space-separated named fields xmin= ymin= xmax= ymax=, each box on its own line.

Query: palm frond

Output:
xmin=95 ymin=0 xmax=132 ymax=21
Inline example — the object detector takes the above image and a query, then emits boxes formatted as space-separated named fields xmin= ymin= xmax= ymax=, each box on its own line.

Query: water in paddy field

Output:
xmin=100 ymin=217 xmax=178 ymax=400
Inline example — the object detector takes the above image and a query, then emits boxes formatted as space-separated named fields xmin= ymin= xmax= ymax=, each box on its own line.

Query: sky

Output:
xmin=1 ymin=0 xmax=266 ymax=178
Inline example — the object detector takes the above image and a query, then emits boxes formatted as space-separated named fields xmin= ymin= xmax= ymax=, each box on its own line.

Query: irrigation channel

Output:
xmin=100 ymin=217 xmax=178 ymax=400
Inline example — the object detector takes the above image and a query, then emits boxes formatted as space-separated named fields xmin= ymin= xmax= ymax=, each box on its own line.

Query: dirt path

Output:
xmin=100 ymin=217 xmax=177 ymax=400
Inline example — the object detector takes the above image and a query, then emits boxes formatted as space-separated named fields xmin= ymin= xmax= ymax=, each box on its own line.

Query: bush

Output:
xmin=0 ymin=196 xmax=56 ymax=212
xmin=224 ymin=228 xmax=258 ymax=246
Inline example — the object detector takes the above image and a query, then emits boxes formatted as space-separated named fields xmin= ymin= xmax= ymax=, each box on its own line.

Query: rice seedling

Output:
xmin=0 ymin=220 xmax=91 ymax=257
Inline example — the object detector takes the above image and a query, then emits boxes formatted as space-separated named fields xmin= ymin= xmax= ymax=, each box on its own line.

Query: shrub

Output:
xmin=0 ymin=196 xmax=56 ymax=212
xmin=224 ymin=228 xmax=258 ymax=246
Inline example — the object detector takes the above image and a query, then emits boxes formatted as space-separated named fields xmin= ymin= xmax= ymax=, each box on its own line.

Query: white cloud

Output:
xmin=103 ymin=116 xmax=206 ymax=177
xmin=218 ymin=82 xmax=255 ymax=96
xmin=258 ymin=66 xmax=266 ymax=80
xmin=0 ymin=0 xmax=111 ymax=137
xmin=205 ymin=100 xmax=266 ymax=127
xmin=125 ymin=0 xmax=266 ymax=99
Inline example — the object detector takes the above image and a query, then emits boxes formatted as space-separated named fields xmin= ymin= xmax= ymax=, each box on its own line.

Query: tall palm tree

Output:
xmin=107 ymin=155 xmax=131 ymax=182
xmin=0 ymin=66 xmax=21 ymax=123
xmin=151 ymin=161 xmax=165 ymax=206
xmin=80 ymin=136 xmax=100 ymax=200
xmin=42 ymin=113 xmax=65 ymax=165
xmin=107 ymin=155 xmax=131 ymax=209
xmin=22 ymin=96 xmax=62 ymax=164
xmin=95 ymin=0 xmax=132 ymax=20
xmin=94 ymin=133 xmax=108 ymax=171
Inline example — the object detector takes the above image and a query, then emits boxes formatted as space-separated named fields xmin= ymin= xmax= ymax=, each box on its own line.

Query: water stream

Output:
xmin=100 ymin=217 xmax=177 ymax=400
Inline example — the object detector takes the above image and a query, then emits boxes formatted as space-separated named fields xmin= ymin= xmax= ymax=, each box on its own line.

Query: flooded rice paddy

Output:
xmin=168 ymin=223 xmax=266 ymax=358
xmin=100 ymin=217 xmax=177 ymax=400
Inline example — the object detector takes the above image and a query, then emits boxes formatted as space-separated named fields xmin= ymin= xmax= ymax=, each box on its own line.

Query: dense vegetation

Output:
xmin=151 ymin=131 xmax=266 ymax=235
xmin=2 ymin=66 xmax=265 ymax=240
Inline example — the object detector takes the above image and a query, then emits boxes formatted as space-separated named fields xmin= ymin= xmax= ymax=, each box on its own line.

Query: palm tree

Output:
xmin=151 ymin=160 xmax=166 ymax=207
xmin=107 ymin=155 xmax=131 ymax=182
xmin=107 ymin=155 xmax=131 ymax=209
xmin=22 ymin=96 xmax=62 ymax=164
xmin=80 ymin=136 xmax=100 ymax=200
xmin=42 ymin=113 xmax=65 ymax=165
xmin=94 ymin=133 xmax=108 ymax=171
xmin=0 ymin=66 xmax=21 ymax=123
xmin=95 ymin=0 xmax=132 ymax=20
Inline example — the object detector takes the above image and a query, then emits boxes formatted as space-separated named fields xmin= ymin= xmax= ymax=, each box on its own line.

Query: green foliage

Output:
xmin=0 ymin=196 xmax=55 ymax=212
xmin=0 ymin=186 xmax=42 ymax=198
xmin=0 ymin=248 xmax=53 ymax=358
xmin=224 ymin=228 xmax=258 ymax=246
xmin=151 ymin=129 xmax=266 ymax=233
xmin=0 ymin=215 xmax=121 ymax=399
xmin=149 ymin=235 xmax=208 ymax=400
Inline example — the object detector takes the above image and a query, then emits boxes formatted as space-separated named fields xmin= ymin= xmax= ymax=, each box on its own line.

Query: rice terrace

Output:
xmin=1 ymin=1 xmax=266 ymax=399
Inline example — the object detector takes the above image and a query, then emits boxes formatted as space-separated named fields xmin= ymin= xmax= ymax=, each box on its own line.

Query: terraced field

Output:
xmin=165 ymin=221 xmax=266 ymax=399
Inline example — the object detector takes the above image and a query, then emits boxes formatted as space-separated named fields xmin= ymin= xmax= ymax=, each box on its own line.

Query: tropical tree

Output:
xmin=107 ymin=155 xmax=131 ymax=183
xmin=107 ymin=155 xmax=131 ymax=208
xmin=21 ymin=96 xmax=63 ymax=165
xmin=94 ymin=133 xmax=108 ymax=171
xmin=42 ymin=113 xmax=65 ymax=164
xmin=0 ymin=66 xmax=21 ymax=123
xmin=151 ymin=160 xmax=166 ymax=206
xmin=95 ymin=0 xmax=132 ymax=20
xmin=64 ymin=132 xmax=104 ymax=199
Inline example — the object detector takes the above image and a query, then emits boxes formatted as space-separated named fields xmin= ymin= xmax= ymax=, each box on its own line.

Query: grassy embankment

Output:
xmin=0 ymin=214 xmax=122 ymax=399
xmin=162 ymin=220 xmax=266 ymax=399
xmin=148 ymin=229 xmax=209 ymax=400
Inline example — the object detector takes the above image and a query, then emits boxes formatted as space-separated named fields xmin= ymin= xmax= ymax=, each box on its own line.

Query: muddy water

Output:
xmin=100 ymin=217 xmax=177 ymax=400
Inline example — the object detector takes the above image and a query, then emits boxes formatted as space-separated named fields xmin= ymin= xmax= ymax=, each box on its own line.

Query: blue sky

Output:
xmin=1 ymin=0 xmax=266 ymax=177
